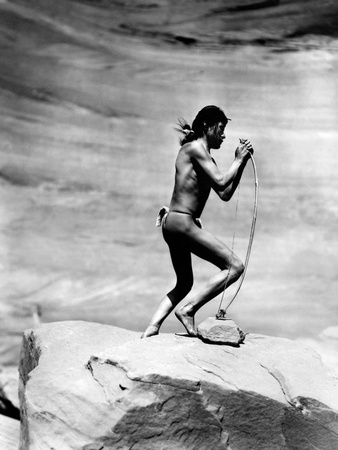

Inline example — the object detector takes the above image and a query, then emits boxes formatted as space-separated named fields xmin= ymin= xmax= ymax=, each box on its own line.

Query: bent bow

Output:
xmin=217 ymin=153 xmax=258 ymax=317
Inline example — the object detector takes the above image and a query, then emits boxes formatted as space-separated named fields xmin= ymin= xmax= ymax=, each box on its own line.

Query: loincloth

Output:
xmin=155 ymin=206 xmax=203 ymax=229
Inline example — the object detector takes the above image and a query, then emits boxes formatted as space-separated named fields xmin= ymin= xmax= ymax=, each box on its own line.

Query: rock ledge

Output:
xmin=19 ymin=321 xmax=338 ymax=450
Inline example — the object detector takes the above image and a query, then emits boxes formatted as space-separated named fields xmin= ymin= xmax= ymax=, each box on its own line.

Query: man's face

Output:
xmin=207 ymin=122 xmax=226 ymax=149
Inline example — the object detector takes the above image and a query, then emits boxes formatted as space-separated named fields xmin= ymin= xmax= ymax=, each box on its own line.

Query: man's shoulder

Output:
xmin=180 ymin=140 xmax=206 ymax=157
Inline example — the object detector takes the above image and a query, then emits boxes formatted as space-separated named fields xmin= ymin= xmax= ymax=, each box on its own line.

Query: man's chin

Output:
xmin=211 ymin=140 xmax=223 ymax=150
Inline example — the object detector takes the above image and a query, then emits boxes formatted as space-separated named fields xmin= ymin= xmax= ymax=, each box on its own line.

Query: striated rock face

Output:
xmin=19 ymin=321 xmax=338 ymax=450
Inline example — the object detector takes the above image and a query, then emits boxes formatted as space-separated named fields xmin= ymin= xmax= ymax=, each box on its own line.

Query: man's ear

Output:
xmin=204 ymin=122 xmax=211 ymax=132
xmin=206 ymin=124 xmax=216 ymax=133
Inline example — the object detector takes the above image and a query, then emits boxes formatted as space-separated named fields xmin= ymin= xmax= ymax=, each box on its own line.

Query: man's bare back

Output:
xmin=142 ymin=106 xmax=253 ymax=338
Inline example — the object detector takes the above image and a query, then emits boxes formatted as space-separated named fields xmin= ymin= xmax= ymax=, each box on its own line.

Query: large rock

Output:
xmin=19 ymin=321 xmax=338 ymax=450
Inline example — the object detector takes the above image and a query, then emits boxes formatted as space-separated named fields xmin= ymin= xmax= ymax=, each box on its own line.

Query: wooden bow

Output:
xmin=216 ymin=153 xmax=258 ymax=319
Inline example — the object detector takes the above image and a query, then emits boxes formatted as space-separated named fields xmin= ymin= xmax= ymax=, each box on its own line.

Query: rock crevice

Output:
xmin=259 ymin=363 xmax=295 ymax=407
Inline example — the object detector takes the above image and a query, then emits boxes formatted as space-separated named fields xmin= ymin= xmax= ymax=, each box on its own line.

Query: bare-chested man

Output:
xmin=142 ymin=105 xmax=253 ymax=338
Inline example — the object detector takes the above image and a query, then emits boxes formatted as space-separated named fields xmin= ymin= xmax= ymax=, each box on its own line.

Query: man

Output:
xmin=142 ymin=105 xmax=253 ymax=338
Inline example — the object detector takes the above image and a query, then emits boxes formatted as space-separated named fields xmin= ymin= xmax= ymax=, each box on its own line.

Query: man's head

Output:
xmin=178 ymin=105 xmax=230 ymax=146
xmin=192 ymin=105 xmax=229 ymax=137
xmin=193 ymin=105 xmax=229 ymax=149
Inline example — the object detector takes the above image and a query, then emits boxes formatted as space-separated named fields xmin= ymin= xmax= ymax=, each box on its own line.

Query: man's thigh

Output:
xmin=187 ymin=226 xmax=232 ymax=269
xmin=164 ymin=232 xmax=193 ymax=283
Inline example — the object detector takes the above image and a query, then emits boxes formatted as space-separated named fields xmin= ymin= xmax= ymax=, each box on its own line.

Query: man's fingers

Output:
xmin=239 ymin=138 xmax=254 ymax=156
xmin=240 ymin=139 xmax=252 ymax=148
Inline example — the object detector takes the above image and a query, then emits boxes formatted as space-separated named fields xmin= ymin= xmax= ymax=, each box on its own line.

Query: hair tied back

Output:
xmin=176 ymin=118 xmax=195 ymax=144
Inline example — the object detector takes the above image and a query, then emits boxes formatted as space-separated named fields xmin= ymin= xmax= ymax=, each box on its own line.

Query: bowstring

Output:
xmin=217 ymin=181 xmax=241 ymax=313
xmin=223 ymin=153 xmax=258 ymax=313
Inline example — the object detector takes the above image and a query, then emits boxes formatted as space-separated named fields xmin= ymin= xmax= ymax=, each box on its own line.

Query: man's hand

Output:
xmin=236 ymin=138 xmax=254 ymax=162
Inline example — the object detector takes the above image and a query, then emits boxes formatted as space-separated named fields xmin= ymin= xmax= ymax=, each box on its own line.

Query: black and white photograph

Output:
xmin=0 ymin=0 xmax=337 ymax=448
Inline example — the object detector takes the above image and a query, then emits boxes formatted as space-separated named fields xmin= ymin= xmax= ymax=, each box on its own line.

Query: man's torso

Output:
xmin=169 ymin=142 xmax=213 ymax=217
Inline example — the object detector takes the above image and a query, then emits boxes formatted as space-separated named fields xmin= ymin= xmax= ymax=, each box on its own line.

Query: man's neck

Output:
xmin=198 ymin=137 xmax=210 ymax=153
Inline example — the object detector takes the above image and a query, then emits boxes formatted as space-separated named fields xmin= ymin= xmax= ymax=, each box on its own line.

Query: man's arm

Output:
xmin=214 ymin=161 xmax=246 ymax=201
xmin=214 ymin=140 xmax=253 ymax=201
xmin=190 ymin=140 xmax=252 ymax=200
xmin=190 ymin=142 xmax=245 ymax=190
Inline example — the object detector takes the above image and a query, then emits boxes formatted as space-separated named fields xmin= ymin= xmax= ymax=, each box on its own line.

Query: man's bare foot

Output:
xmin=175 ymin=305 xmax=197 ymax=337
xmin=141 ymin=325 xmax=159 ymax=339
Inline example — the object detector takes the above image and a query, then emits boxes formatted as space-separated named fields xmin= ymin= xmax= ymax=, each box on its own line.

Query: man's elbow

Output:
xmin=221 ymin=192 xmax=231 ymax=202
xmin=215 ymin=177 xmax=231 ymax=194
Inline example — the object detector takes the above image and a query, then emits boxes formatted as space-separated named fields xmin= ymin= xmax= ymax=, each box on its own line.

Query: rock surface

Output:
xmin=0 ymin=414 xmax=20 ymax=450
xmin=0 ymin=365 xmax=20 ymax=419
xmin=0 ymin=366 xmax=20 ymax=449
xmin=19 ymin=321 xmax=338 ymax=450
xmin=197 ymin=317 xmax=245 ymax=345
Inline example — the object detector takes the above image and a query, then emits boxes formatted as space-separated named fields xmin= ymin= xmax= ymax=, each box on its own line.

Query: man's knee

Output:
xmin=219 ymin=253 xmax=244 ymax=277
xmin=220 ymin=255 xmax=244 ymax=279
xmin=232 ymin=258 xmax=244 ymax=278
xmin=169 ymin=276 xmax=193 ymax=302
xmin=177 ymin=276 xmax=194 ymax=297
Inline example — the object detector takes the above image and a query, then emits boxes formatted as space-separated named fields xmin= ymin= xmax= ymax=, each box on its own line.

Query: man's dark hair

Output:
xmin=177 ymin=105 xmax=230 ymax=145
